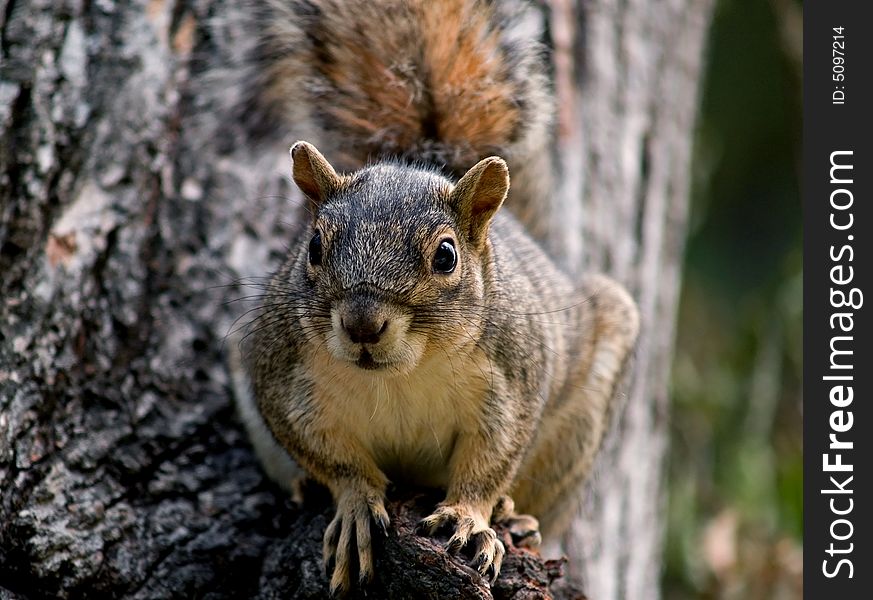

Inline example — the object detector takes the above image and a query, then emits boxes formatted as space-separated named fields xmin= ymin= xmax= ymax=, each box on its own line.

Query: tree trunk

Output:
xmin=549 ymin=2 xmax=715 ymax=599
xmin=0 ymin=0 xmax=713 ymax=598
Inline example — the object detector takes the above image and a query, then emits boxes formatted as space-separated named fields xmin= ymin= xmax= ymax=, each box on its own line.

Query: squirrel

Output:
xmin=228 ymin=0 xmax=640 ymax=595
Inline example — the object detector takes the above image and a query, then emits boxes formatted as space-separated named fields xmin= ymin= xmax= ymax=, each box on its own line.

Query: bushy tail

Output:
xmin=239 ymin=0 xmax=554 ymax=218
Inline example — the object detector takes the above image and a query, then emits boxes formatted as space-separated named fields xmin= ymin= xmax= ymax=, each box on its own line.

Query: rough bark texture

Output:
xmin=0 ymin=0 xmax=713 ymax=598
xmin=548 ymin=2 xmax=715 ymax=599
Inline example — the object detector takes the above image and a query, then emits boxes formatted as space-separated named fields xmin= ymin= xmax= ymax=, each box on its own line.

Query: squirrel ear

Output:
xmin=290 ymin=141 xmax=342 ymax=210
xmin=450 ymin=157 xmax=509 ymax=248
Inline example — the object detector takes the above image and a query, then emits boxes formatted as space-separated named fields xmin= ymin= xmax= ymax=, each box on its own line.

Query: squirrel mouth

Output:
xmin=356 ymin=349 xmax=383 ymax=370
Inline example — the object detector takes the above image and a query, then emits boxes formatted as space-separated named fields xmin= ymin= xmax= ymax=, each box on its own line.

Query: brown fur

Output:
xmin=266 ymin=0 xmax=525 ymax=171
xmin=239 ymin=0 xmax=554 ymax=243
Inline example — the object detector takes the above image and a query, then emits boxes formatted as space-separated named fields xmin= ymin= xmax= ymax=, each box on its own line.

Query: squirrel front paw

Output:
xmin=323 ymin=488 xmax=390 ymax=596
xmin=417 ymin=502 xmax=505 ymax=583
xmin=491 ymin=494 xmax=542 ymax=549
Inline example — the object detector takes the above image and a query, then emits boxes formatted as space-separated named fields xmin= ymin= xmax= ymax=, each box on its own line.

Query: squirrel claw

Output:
xmin=328 ymin=578 xmax=348 ymax=598
xmin=323 ymin=489 xmax=388 ymax=594
xmin=374 ymin=509 xmax=390 ymax=537
xmin=471 ymin=528 xmax=504 ymax=582
xmin=505 ymin=515 xmax=542 ymax=549
xmin=419 ymin=503 xmax=504 ymax=581
xmin=417 ymin=510 xmax=451 ymax=537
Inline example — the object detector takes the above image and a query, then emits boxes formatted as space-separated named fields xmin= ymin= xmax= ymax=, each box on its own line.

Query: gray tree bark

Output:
xmin=548 ymin=2 xmax=715 ymax=599
xmin=0 ymin=0 xmax=713 ymax=598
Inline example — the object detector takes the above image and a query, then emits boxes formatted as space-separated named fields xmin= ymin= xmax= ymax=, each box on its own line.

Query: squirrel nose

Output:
xmin=342 ymin=316 xmax=388 ymax=344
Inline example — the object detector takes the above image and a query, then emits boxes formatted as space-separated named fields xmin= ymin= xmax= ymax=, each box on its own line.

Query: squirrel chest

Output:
xmin=305 ymin=346 xmax=492 ymax=488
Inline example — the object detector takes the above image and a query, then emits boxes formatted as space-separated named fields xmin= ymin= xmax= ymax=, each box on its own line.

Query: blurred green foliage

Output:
xmin=664 ymin=0 xmax=802 ymax=597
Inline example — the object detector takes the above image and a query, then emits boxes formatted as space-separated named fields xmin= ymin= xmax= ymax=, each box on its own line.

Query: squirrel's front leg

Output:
xmin=304 ymin=447 xmax=389 ymax=595
xmin=258 ymin=394 xmax=388 ymax=595
xmin=418 ymin=426 xmax=524 ymax=582
xmin=321 ymin=469 xmax=390 ymax=595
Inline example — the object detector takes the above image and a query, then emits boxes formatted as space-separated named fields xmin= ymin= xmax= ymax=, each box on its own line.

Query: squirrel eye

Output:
xmin=432 ymin=239 xmax=457 ymax=274
xmin=308 ymin=231 xmax=323 ymax=266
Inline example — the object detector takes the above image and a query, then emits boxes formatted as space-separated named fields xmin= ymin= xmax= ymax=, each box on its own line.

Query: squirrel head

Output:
xmin=287 ymin=141 xmax=509 ymax=375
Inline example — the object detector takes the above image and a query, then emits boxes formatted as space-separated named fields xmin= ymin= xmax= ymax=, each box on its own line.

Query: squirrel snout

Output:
xmin=341 ymin=315 xmax=388 ymax=344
